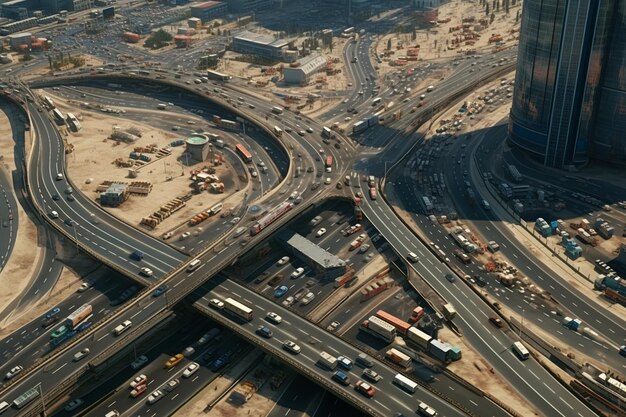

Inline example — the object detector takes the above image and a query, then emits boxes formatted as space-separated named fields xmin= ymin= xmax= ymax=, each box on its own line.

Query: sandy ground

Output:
xmin=375 ymin=0 xmax=521 ymax=70
xmin=20 ymin=55 xmax=105 ymax=81
xmin=41 ymin=90 xmax=245 ymax=237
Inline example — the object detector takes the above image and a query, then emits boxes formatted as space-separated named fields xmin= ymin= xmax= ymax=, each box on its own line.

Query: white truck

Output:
xmin=318 ymin=351 xmax=338 ymax=370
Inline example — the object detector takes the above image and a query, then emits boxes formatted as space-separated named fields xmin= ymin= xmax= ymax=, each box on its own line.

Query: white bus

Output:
xmin=224 ymin=297 xmax=254 ymax=321
xmin=271 ymin=106 xmax=284 ymax=115
xmin=393 ymin=373 xmax=418 ymax=393
xmin=512 ymin=341 xmax=529 ymax=360
xmin=372 ymin=97 xmax=382 ymax=106
xmin=273 ymin=126 xmax=283 ymax=137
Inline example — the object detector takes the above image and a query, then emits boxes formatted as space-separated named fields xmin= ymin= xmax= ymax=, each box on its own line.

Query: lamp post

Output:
xmin=72 ymin=223 xmax=79 ymax=255
xmin=37 ymin=382 xmax=46 ymax=417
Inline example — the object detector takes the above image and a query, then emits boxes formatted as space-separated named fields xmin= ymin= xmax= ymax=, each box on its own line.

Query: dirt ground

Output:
xmin=41 ymin=90 xmax=246 ymax=237
xmin=375 ymin=0 xmax=522 ymax=73
xmin=20 ymin=55 xmax=105 ymax=81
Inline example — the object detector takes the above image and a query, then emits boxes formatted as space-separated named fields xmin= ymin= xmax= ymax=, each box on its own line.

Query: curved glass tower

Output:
xmin=509 ymin=0 xmax=626 ymax=168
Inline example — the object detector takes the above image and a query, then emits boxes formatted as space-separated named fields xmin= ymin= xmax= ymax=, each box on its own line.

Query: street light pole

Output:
xmin=72 ymin=224 xmax=79 ymax=255
xmin=37 ymin=383 xmax=46 ymax=417
xmin=519 ymin=308 xmax=525 ymax=339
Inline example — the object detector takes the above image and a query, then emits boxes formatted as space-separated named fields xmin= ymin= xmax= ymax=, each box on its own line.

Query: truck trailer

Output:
xmin=360 ymin=316 xmax=396 ymax=342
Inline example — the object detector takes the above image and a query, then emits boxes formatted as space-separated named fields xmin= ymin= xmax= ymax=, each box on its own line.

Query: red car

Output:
xmin=355 ymin=380 xmax=376 ymax=398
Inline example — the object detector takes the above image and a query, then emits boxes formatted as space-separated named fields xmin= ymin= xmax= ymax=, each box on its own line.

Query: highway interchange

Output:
xmin=0 ymin=6 xmax=622 ymax=417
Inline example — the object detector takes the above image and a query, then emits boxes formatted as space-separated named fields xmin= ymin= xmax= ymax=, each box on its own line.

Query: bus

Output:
xmin=52 ymin=108 xmax=65 ymax=125
xmin=321 ymin=126 xmax=334 ymax=138
xmin=13 ymin=386 xmax=39 ymax=409
xmin=207 ymin=70 xmax=231 ymax=81
xmin=393 ymin=373 xmax=418 ymax=393
xmin=512 ymin=341 xmax=529 ymax=360
xmin=224 ymin=297 xmax=253 ymax=321
xmin=271 ymin=106 xmax=284 ymax=115
xmin=235 ymin=144 xmax=253 ymax=163
xmin=273 ymin=126 xmax=283 ymax=137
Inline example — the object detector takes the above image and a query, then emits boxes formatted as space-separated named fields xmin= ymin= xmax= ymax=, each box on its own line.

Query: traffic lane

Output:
xmin=0 ymin=277 xmax=127 ymax=375
xmin=196 ymin=278 xmax=491 ymax=417
xmin=0 ymin=161 xmax=17 ymax=272
xmin=29 ymin=109 xmax=185 ymax=275
xmin=267 ymin=375 xmax=322 ymax=417
xmin=463 ymin=132 xmax=626 ymax=341
xmin=358 ymin=190 xmax=597 ymax=417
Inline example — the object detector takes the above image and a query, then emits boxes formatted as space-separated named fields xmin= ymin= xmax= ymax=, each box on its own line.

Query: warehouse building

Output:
xmin=100 ymin=183 xmax=129 ymax=207
xmin=190 ymin=1 xmax=227 ymax=23
xmin=231 ymin=30 xmax=288 ymax=60
xmin=283 ymin=54 xmax=326 ymax=85
xmin=278 ymin=230 xmax=347 ymax=280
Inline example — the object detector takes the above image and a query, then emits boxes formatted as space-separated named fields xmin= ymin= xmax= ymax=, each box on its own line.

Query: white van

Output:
xmin=114 ymin=320 xmax=132 ymax=336
xmin=187 ymin=259 xmax=201 ymax=272
xmin=49 ymin=211 xmax=59 ymax=219
xmin=512 ymin=341 xmax=529 ymax=360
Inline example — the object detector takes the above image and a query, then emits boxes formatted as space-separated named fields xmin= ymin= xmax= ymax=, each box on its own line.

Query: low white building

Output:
xmin=282 ymin=54 xmax=326 ymax=85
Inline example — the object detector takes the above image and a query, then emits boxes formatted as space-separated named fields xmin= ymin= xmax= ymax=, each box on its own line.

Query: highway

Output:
xmin=352 ymin=176 xmax=598 ymax=417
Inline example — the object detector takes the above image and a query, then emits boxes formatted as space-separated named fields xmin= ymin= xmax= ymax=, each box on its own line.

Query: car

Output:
xmin=130 ymin=383 xmax=147 ymax=398
xmin=5 ymin=365 xmax=23 ymax=380
xmin=266 ymin=311 xmax=282 ymax=324
xmin=64 ymin=218 xmax=77 ymax=227
xmin=183 ymin=362 xmax=200 ymax=378
xmin=208 ymin=298 xmax=224 ymax=309
xmin=445 ymin=273 xmax=456 ymax=283
xmin=283 ymin=340 xmax=301 ymax=354
xmin=332 ymin=371 xmax=350 ymax=386
xmin=52 ymin=193 xmax=60 ymax=201
xmin=301 ymin=291 xmax=315 ymax=305
xmin=362 ymin=368 xmax=382 ymax=382
xmin=130 ymin=374 xmax=148 ymax=388
xmin=284 ymin=127 xmax=292 ymax=133
xmin=162 ymin=232 xmax=173 ymax=240
xmin=407 ymin=252 xmax=419 ymax=262
xmin=230 ymin=216 xmax=241 ymax=224
xmin=355 ymin=380 xmax=376 ymax=397
xmin=140 ymin=267 xmax=153 ymax=277
xmin=277 ymin=256 xmax=290 ymax=265
xmin=248 ymin=103 xmax=255 ymax=109
xmin=77 ymin=282 xmax=90 ymax=292
xmin=130 ymin=250 xmax=144 ymax=261
xmin=290 ymin=267 xmax=305 ymax=279
xmin=180 ymin=231 xmax=191 ymax=240
xmin=282 ymin=296 xmax=295 ymax=306
xmin=337 ymin=356 xmax=353 ymax=370
xmin=164 ymin=354 xmax=184 ymax=369
xmin=298 ymin=130 xmax=305 ymax=136
xmin=147 ymin=389 xmax=163 ymax=404
xmin=64 ymin=399 xmax=84 ymax=412
xmin=152 ymin=285 xmax=168 ymax=297
xmin=256 ymin=325 xmax=273 ymax=338
xmin=163 ymin=378 xmax=180 ymax=392
xmin=131 ymin=355 xmax=149 ymax=370
xmin=183 ymin=346 xmax=195 ymax=357
xmin=42 ymin=315 xmax=59 ymax=328
xmin=274 ymin=285 xmax=289 ymax=298
xmin=49 ymin=210 xmax=59 ymax=219
xmin=64 ymin=186 xmax=73 ymax=194
xmin=475 ymin=275 xmax=487 ymax=287
xmin=359 ymin=244 xmax=370 ymax=253
xmin=306 ymin=127 xmax=314 ymax=133
xmin=619 ymin=346 xmax=626 ymax=357
xmin=56 ymin=173 xmax=64 ymax=181
xmin=489 ymin=317 xmax=504 ymax=328
xmin=324 ymin=177 xmax=332 ymax=185
xmin=73 ymin=347 xmax=90 ymax=362
xmin=309 ymin=216 xmax=323 ymax=226
xmin=316 ymin=228 xmax=327 ymax=237
xmin=327 ymin=321 xmax=340 ymax=332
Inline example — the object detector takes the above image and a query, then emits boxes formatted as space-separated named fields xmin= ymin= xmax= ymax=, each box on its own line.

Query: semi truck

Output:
xmin=442 ymin=303 xmax=457 ymax=320
xmin=360 ymin=316 xmax=396 ymax=342
xmin=406 ymin=327 xmax=432 ymax=350
xmin=49 ymin=304 xmax=93 ymax=347
xmin=66 ymin=304 xmax=93 ymax=328
xmin=318 ymin=351 xmax=338 ymax=370
xmin=385 ymin=348 xmax=411 ymax=367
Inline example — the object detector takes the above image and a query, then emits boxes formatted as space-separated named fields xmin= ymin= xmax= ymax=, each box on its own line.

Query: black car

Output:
xmin=474 ymin=275 xmax=487 ymax=287
xmin=41 ymin=316 xmax=59 ymax=328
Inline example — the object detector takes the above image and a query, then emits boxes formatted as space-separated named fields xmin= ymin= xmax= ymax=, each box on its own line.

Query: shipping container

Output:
xmin=360 ymin=316 xmax=396 ymax=342
xmin=406 ymin=327 xmax=432 ymax=349
xmin=375 ymin=310 xmax=411 ymax=335
xmin=385 ymin=348 xmax=411 ymax=367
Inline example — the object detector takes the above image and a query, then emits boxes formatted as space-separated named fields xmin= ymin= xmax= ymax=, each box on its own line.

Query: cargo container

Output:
xmin=408 ymin=306 xmax=425 ymax=323
xmin=428 ymin=339 xmax=452 ymax=363
xmin=385 ymin=348 xmax=411 ymax=367
xmin=406 ymin=327 xmax=432 ymax=350
xmin=375 ymin=310 xmax=411 ymax=335
xmin=66 ymin=304 xmax=93 ymax=329
xmin=334 ymin=269 xmax=355 ymax=288
xmin=360 ymin=316 xmax=396 ymax=342
xmin=318 ymin=351 xmax=337 ymax=370
xmin=442 ymin=303 xmax=456 ymax=320
xmin=393 ymin=373 xmax=417 ymax=393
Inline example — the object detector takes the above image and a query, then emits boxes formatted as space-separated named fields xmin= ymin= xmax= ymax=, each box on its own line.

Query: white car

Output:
xmin=266 ymin=312 xmax=282 ymax=324
xmin=309 ymin=216 xmax=323 ymax=226
xmin=324 ymin=177 xmax=331 ymax=185
xmin=209 ymin=298 xmax=224 ymax=309
xmin=73 ymin=347 xmax=90 ymax=362
xmin=290 ymin=267 xmax=305 ymax=279
xmin=407 ymin=252 xmax=419 ymax=262
xmin=77 ymin=282 xmax=90 ymax=293
xmin=306 ymin=127 xmax=314 ymax=133
xmin=147 ymin=389 xmax=163 ymax=404
xmin=230 ymin=216 xmax=241 ymax=224
xmin=282 ymin=296 xmax=295 ymax=307
xmin=5 ymin=366 xmax=23 ymax=380
xmin=298 ymin=130 xmax=305 ymax=136
xmin=180 ymin=232 xmax=191 ymax=240
xmin=283 ymin=341 xmax=301 ymax=354
xmin=316 ymin=228 xmax=327 ymax=237
xmin=182 ymin=362 xmax=199 ymax=378
xmin=130 ymin=374 xmax=148 ymax=388
xmin=140 ymin=267 xmax=153 ymax=277
xmin=277 ymin=256 xmax=290 ymax=266
xmin=301 ymin=292 xmax=315 ymax=305
xmin=162 ymin=231 xmax=173 ymax=240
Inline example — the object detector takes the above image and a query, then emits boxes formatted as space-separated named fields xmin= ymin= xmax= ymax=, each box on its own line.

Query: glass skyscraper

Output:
xmin=508 ymin=0 xmax=626 ymax=168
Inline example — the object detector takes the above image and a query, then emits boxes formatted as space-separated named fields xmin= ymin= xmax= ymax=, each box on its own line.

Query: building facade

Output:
xmin=190 ymin=1 xmax=227 ymax=23
xmin=509 ymin=0 xmax=626 ymax=168
xmin=231 ymin=30 xmax=288 ymax=60
xmin=283 ymin=54 xmax=326 ymax=84
xmin=224 ymin=0 xmax=270 ymax=12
